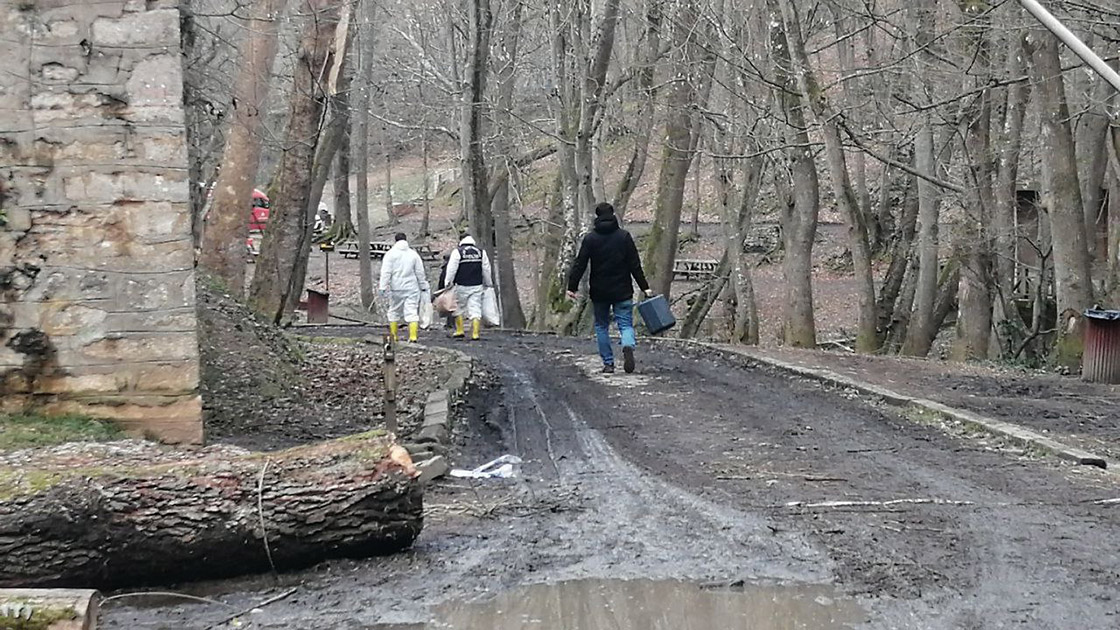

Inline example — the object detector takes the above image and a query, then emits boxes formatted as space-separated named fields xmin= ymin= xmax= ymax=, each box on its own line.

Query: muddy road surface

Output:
xmin=104 ymin=332 xmax=1120 ymax=629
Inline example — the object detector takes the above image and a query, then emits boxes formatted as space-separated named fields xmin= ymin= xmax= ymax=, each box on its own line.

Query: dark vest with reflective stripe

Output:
xmin=455 ymin=244 xmax=484 ymax=286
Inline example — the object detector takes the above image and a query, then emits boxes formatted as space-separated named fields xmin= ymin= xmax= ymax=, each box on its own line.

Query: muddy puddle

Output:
xmin=393 ymin=579 xmax=866 ymax=629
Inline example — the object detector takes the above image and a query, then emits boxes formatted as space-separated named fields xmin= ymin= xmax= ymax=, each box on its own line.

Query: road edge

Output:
xmin=658 ymin=338 xmax=1114 ymax=473
xmin=399 ymin=341 xmax=473 ymax=484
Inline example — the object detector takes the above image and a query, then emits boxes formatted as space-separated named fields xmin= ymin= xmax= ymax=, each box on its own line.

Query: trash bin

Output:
xmin=306 ymin=289 xmax=329 ymax=324
xmin=1082 ymin=309 xmax=1120 ymax=384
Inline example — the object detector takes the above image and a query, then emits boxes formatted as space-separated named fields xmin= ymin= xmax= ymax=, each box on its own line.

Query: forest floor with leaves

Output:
xmin=196 ymin=280 xmax=452 ymax=451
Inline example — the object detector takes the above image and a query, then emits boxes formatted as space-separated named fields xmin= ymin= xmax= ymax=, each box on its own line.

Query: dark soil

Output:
xmin=751 ymin=347 xmax=1120 ymax=460
xmin=104 ymin=331 xmax=1120 ymax=629
xmin=196 ymin=282 xmax=451 ymax=450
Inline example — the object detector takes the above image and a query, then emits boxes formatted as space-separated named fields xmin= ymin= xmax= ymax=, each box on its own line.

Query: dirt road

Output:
xmin=104 ymin=332 xmax=1120 ymax=629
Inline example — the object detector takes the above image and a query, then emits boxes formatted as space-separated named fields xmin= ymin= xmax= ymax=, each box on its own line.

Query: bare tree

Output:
xmin=777 ymin=0 xmax=877 ymax=352
xmin=1026 ymin=25 xmax=1094 ymax=363
xmin=462 ymin=0 xmax=494 ymax=247
xmin=768 ymin=2 xmax=818 ymax=348
xmin=645 ymin=0 xmax=703 ymax=300
xmin=199 ymin=0 xmax=290 ymax=294
xmin=248 ymin=0 xmax=343 ymax=320
xmin=354 ymin=0 xmax=376 ymax=311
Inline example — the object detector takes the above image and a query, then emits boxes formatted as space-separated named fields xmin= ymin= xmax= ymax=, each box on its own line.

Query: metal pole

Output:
xmin=1018 ymin=0 xmax=1120 ymax=93
xmin=383 ymin=335 xmax=397 ymax=435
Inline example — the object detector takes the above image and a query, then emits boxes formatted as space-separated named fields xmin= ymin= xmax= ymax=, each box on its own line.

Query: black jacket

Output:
xmin=567 ymin=214 xmax=650 ymax=304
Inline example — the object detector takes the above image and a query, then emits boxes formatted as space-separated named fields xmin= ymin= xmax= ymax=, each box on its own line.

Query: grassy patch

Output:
xmin=0 ymin=412 xmax=124 ymax=451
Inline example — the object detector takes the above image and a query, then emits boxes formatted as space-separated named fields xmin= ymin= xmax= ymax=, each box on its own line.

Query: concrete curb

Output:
xmin=0 ymin=589 xmax=99 ymax=629
xmin=399 ymin=342 xmax=473 ymax=484
xmin=658 ymin=338 xmax=1114 ymax=473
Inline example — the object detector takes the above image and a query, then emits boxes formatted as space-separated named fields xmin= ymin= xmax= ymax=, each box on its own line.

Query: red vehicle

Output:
xmin=249 ymin=189 xmax=270 ymax=232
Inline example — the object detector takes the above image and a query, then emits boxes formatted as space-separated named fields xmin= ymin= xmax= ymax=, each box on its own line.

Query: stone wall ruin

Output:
xmin=0 ymin=0 xmax=202 ymax=443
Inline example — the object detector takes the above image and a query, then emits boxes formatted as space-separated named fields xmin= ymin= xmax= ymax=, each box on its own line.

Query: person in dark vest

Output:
xmin=444 ymin=233 xmax=492 ymax=340
xmin=567 ymin=202 xmax=653 ymax=373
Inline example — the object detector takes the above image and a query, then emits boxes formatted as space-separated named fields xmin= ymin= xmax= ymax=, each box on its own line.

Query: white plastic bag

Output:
xmin=450 ymin=455 xmax=523 ymax=479
xmin=482 ymin=287 xmax=501 ymax=327
xmin=419 ymin=290 xmax=433 ymax=329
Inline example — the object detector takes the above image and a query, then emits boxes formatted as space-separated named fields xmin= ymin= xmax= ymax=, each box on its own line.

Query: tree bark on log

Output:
xmin=0 ymin=436 xmax=421 ymax=589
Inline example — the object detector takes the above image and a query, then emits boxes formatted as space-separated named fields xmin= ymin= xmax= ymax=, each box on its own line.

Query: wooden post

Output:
xmin=383 ymin=335 xmax=397 ymax=434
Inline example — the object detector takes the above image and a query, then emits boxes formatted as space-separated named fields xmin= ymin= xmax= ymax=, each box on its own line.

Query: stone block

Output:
xmin=422 ymin=409 xmax=449 ymax=428
xmin=42 ymin=394 xmax=204 ymax=444
xmin=424 ymin=399 xmax=448 ymax=418
xmin=416 ymin=424 xmax=449 ymax=445
xmin=92 ymin=9 xmax=179 ymax=48
xmin=126 ymin=54 xmax=182 ymax=108
xmin=62 ymin=170 xmax=190 ymax=205
xmin=0 ymin=588 xmax=99 ymax=630
xmin=74 ymin=331 xmax=197 ymax=368
xmin=416 ymin=456 xmax=450 ymax=484
xmin=5 ymin=208 xmax=31 ymax=231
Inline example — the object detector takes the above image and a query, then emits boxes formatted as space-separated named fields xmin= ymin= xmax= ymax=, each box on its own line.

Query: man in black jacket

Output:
xmin=567 ymin=202 xmax=653 ymax=373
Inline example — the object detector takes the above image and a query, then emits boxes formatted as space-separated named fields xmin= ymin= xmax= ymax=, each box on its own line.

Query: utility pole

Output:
xmin=1018 ymin=0 xmax=1120 ymax=93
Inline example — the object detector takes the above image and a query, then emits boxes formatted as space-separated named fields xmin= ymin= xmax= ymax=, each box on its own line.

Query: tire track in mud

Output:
xmin=103 ymin=331 xmax=1120 ymax=629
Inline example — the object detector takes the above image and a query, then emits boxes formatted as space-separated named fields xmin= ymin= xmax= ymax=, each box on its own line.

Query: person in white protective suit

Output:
xmin=443 ymin=233 xmax=492 ymax=341
xmin=379 ymin=233 xmax=430 ymax=342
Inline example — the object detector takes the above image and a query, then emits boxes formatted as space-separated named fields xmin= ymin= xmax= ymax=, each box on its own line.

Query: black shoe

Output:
xmin=623 ymin=346 xmax=635 ymax=374
xmin=602 ymin=364 xmax=615 ymax=374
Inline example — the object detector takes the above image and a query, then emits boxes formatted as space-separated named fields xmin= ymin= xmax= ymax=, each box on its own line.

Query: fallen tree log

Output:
xmin=0 ymin=433 xmax=421 ymax=589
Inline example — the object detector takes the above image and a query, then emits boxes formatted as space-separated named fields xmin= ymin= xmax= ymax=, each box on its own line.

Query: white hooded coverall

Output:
xmin=379 ymin=240 xmax=430 ymax=323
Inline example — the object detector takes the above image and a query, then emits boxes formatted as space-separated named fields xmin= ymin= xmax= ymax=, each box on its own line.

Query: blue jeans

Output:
xmin=593 ymin=300 xmax=636 ymax=366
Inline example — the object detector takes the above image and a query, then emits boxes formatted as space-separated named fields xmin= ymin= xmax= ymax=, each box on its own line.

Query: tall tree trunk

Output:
xmin=199 ymin=0 xmax=290 ymax=294
xmin=286 ymin=6 xmax=356 ymax=313
xmin=419 ymin=132 xmax=431 ymax=238
xmin=992 ymin=33 xmax=1030 ymax=357
xmin=1076 ymin=61 xmax=1118 ymax=261
xmin=777 ymin=0 xmax=877 ymax=352
xmin=953 ymin=1 xmax=994 ymax=361
xmin=333 ymin=151 xmax=353 ymax=234
xmin=646 ymin=0 xmax=702 ymax=300
xmin=574 ymin=0 xmax=623 ymax=218
xmin=533 ymin=175 xmax=565 ymax=331
xmin=769 ymin=5 xmax=818 ymax=348
xmin=354 ymin=0 xmax=376 ymax=311
xmin=1026 ymin=28 xmax=1094 ymax=364
xmin=383 ymin=149 xmax=395 ymax=226
xmin=831 ymin=5 xmax=874 ymax=251
xmin=489 ymin=0 xmax=527 ymax=329
xmin=248 ymin=0 xmax=341 ymax=321
xmin=726 ymin=153 xmax=763 ymax=345
xmin=462 ymin=0 xmax=494 ymax=248
xmin=612 ymin=0 xmax=663 ymax=221
xmin=901 ymin=0 xmax=942 ymax=357
xmin=877 ymin=180 xmax=919 ymax=335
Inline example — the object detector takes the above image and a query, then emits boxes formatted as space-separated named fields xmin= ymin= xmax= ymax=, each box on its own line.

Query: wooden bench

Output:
xmin=337 ymin=241 xmax=439 ymax=261
xmin=673 ymin=258 xmax=720 ymax=281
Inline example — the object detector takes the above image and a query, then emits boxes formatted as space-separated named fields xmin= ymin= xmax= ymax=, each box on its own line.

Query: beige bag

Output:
xmin=433 ymin=287 xmax=458 ymax=316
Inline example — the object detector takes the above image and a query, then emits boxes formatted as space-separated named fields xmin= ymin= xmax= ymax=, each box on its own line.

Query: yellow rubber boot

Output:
xmin=471 ymin=318 xmax=481 ymax=341
xmin=408 ymin=322 xmax=419 ymax=342
xmin=389 ymin=321 xmax=399 ymax=342
xmin=454 ymin=316 xmax=465 ymax=338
